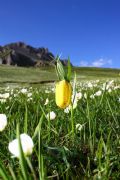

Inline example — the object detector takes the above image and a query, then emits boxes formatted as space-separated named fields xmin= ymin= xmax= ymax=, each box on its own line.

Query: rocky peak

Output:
xmin=0 ymin=42 xmax=72 ymax=67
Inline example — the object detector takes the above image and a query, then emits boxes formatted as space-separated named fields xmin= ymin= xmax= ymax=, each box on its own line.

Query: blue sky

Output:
xmin=0 ymin=0 xmax=120 ymax=68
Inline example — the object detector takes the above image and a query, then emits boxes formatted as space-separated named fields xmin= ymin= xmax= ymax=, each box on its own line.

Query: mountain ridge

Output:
xmin=0 ymin=42 xmax=72 ymax=67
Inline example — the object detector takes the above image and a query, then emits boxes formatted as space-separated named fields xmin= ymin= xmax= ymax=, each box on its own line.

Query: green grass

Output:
xmin=0 ymin=64 xmax=120 ymax=179
xmin=0 ymin=65 xmax=120 ymax=84
xmin=0 ymin=79 xmax=120 ymax=179
xmin=0 ymin=65 xmax=57 ymax=83
xmin=74 ymin=67 xmax=120 ymax=81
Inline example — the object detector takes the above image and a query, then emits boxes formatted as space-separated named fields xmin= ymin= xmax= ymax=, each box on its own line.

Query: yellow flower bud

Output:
xmin=55 ymin=80 xmax=72 ymax=109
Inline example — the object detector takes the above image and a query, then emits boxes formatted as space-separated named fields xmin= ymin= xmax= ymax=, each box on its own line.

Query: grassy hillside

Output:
xmin=74 ymin=67 xmax=120 ymax=81
xmin=0 ymin=65 xmax=57 ymax=83
xmin=0 ymin=65 xmax=120 ymax=84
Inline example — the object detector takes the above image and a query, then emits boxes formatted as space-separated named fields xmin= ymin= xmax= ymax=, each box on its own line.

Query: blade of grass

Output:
xmin=0 ymin=161 xmax=10 ymax=180
xmin=26 ymin=157 xmax=37 ymax=180
xmin=8 ymin=164 xmax=17 ymax=180
xmin=67 ymin=57 xmax=71 ymax=82
xmin=32 ymin=113 xmax=44 ymax=140
xmin=24 ymin=103 xmax=28 ymax=133
xmin=16 ymin=124 xmax=28 ymax=180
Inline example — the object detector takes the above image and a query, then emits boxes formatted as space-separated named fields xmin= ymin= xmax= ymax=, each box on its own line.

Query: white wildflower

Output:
xmin=64 ymin=100 xmax=77 ymax=112
xmin=45 ymin=90 xmax=50 ymax=93
xmin=76 ymin=92 xmax=82 ymax=100
xmin=94 ymin=90 xmax=102 ymax=96
xmin=27 ymin=97 xmax=33 ymax=102
xmin=44 ymin=98 xmax=49 ymax=105
xmin=8 ymin=133 xmax=34 ymax=157
xmin=0 ymin=93 xmax=10 ymax=99
xmin=93 ymin=83 xmax=98 ymax=87
xmin=0 ymin=99 xmax=6 ymax=103
xmin=108 ymin=89 xmax=112 ymax=93
xmin=20 ymin=88 xmax=27 ymax=94
xmin=114 ymin=86 xmax=120 ymax=90
xmin=76 ymin=123 xmax=86 ymax=131
xmin=14 ymin=94 xmax=18 ymax=97
xmin=0 ymin=114 xmax=7 ymax=131
xmin=108 ymin=80 xmax=114 ymax=85
xmin=90 ymin=94 xmax=95 ymax=99
xmin=96 ymin=80 xmax=100 ymax=83
xmin=87 ymin=82 xmax=93 ymax=88
xmin=64 ymin=107 xmax=70 ymax=113
xmin=51 ymin=88 xmax=55 ymax=92
xmin=47 ymin=111 xmax=56 ymax=120
xmin=76 ymin=124 xmax=83 ymax=131
xmin=27 ymin=93 xmax=32 ymax=97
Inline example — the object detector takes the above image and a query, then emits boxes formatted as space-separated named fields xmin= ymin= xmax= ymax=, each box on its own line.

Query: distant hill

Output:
xmin=0 ymin=42 xmax=72 ymax=67
xmin=0 ymin=65 xmax=119 ymax=84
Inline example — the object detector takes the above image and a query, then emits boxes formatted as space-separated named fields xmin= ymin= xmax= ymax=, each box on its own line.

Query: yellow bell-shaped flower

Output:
xmin=55 ymin=80 xmax=72 ymax=109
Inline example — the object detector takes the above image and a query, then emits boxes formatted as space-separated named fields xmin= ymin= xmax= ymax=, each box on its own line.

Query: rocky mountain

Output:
xmin=0 ymin=42 xmax=72 ymax=67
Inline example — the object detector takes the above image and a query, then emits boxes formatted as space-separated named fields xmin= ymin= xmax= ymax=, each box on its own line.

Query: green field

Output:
xmin=0 ymin=65 xmax=120 ymax=179
xmin=0 ymin=65 xmax=120 ymax=84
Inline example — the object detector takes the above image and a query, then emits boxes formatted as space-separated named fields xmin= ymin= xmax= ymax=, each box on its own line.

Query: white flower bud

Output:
xmin=94 ymin=90 xmax=102 ymax=96
xmin=0 ymin=114 xmax=7 ymax=131
xmin=20 ymin=88 xmax=27 ymax=94
xmin=8 ymin=133 xmax=34 ymax=157
xmin=76 ymin=124 xmax=83 ymax=131
xmin=44 ymin=98 xmax=49 ymax=105
xmin=47 ymin=111 xmax=56 ymax=120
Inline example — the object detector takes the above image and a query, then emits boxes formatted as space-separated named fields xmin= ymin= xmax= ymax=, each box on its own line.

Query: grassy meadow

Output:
xmin=0 ymin=65 xmax=120 ymax=179
xmin=0 ymin=65 xmax=120 ymax=84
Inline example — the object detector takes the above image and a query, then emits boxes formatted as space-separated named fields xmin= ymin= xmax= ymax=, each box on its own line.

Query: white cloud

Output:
xmin=91 ymin=58 xmax=105 ymax=67
xmin=80 ymin=60 xmax=89 ymax=66
xmin=91 ymin=58 xmax=112 ymax=67
xmin=80 ymin=58 xmax=112 ymax=67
